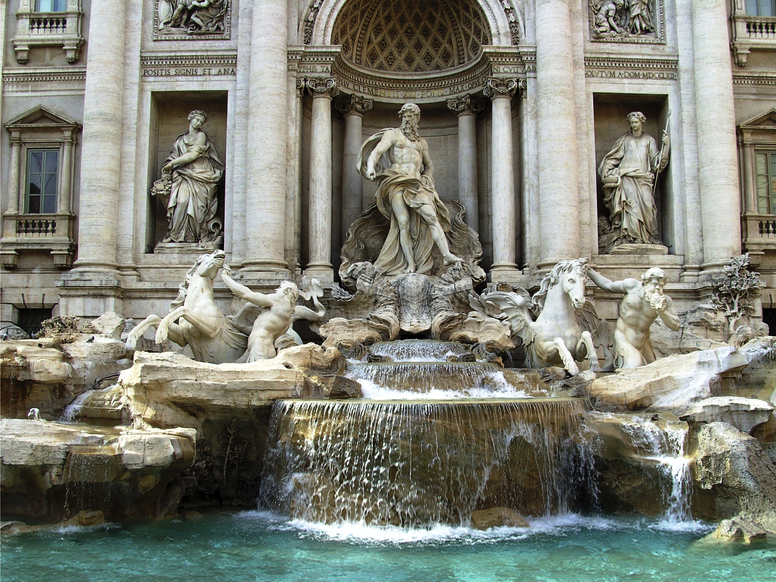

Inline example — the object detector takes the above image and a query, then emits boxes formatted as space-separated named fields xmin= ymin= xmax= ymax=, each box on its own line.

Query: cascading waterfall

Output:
xmin=260 ymin=399 xmax=593 ymax=526
xmin=620 ymin=418 xmax=692 ymax=523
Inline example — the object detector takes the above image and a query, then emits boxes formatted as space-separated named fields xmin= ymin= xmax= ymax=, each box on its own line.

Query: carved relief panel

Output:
xmin=588 ymin=0 xmax=665 ymax=44
xmin=154 ymin=0 xmax=230 ymax=41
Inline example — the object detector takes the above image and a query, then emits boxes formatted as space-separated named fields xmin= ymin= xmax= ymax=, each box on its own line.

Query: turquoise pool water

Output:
xmin=3 ymin=512 xmax=775 ymax=582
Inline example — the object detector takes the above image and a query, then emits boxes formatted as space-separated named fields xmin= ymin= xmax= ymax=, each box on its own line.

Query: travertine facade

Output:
xmin=1 ymin=0 xmax=775 ymax=334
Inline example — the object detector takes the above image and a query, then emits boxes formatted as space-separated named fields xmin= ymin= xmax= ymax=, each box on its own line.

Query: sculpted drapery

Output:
xmin=598 ymin=112 xmax=669 ymax=246
xmin=162 ymin=111 xmax=224 ymax=244
xmin=357 ymin=129 xmax=452 ymax=276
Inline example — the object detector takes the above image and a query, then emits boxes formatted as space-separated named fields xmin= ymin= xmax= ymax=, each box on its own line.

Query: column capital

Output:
xmin=334 ymin=94 xmax=374 ymax=116
xmin=446 ymin=94 xmax=486 ymax=116
xmin=305 ymin=77 xmax=340 ymax=98
xmin=483 ymin=77 xmax=524 ymax=100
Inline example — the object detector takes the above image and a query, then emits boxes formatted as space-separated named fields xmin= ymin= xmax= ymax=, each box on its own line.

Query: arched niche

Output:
xmin=308 ymin=0 xmax=516 ymax=48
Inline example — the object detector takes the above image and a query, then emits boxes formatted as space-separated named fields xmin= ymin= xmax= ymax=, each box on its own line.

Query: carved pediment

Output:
xmin=4 ymin=106 xmax=80 ymax=131
xmin=739 ymin=108 xmax=776 ymax=131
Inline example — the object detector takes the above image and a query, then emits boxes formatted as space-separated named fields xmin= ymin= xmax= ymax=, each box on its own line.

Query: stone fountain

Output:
xmin=2 ymin=108 xmax=776 ymax=543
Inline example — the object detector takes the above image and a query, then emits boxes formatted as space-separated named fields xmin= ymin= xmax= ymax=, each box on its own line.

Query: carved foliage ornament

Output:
xmin=483 ymin=77 xmax=522 ymax=99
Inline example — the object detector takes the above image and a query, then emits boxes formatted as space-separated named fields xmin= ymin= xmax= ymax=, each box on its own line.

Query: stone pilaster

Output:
xmin=58 ymin=130 xmax=75 ymax=214
xmin=692 ymin=0 xmax=741 ymax=270
xmin=305 ymin=77 xmax=339 ymax=286
xmin=6 ymin=132 xmax=21 ymax=214
xmin=535 ymin=0 xmax=580 ymax=266
xmin=335 ymin=95 xmax=373 ymax=244
xmin=447 ymin=95 xmax=484 ymax=232
xmin=243 ymin=0 xmax=290 ymax=281
xmin=483 ymin=78 xmax=520 ymax=281
xmin=285 ymin=75 xmax=304 ymax=274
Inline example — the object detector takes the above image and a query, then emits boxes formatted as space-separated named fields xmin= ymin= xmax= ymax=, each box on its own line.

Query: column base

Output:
xmin=56 ymin=269 xmax=124 ymax=317
xmin=488 ymin=264 xmax=526 ymax=287
xmin=304 ymin=264 xmax=334 ymax=287
xmin=236 ymin=262 xmax=292 ymax=289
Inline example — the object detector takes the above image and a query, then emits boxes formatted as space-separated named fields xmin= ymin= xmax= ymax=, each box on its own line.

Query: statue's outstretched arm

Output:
xmin=221 ymin=268 xmax=274 ymax=308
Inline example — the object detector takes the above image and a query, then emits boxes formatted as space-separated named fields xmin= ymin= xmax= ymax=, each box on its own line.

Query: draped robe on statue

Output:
xmin=598 ymin=131 xmax=666 ymax=245
xmin=357 ymin=129 xmax=452 ymax=275
xmin=164 ymin=132 xmax=223 ymax=243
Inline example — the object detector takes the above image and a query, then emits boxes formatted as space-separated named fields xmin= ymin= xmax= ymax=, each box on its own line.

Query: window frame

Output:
xmin=33 ymin=0 xmax=68 ymax=13
xmin=746 ymin=0 xmax=776 ymax=16
xmin=755 ymin=150 xmax=776 ymax=215
xmin=24 ymin=147 xmax=60 ymax=215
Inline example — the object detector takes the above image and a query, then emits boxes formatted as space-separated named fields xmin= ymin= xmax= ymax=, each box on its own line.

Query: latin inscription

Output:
xmin=142 ymin=67 xmax=236 ymax=78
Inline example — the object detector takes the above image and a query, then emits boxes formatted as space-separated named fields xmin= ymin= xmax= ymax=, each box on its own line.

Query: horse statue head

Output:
xmin=171 ymin=249 xmax=226 ymax=308
xmin=533 ymin=258 xmax=589 ymax=312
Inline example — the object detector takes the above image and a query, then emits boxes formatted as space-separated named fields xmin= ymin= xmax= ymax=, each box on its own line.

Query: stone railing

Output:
xmin=731 ymin=15 xmax=776 ymax=66
xmin=11 ymin=8 xmax=84 ymax=64
xmin=1 ymin=213 xmax=75 ymax=269
xmin=742 ymin=214 xmax=776 ymax=265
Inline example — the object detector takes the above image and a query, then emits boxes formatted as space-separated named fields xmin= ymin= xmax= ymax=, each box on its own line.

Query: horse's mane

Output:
xmin=531 ymin=258 xmax=588 ymax=312
xmin=171 ymin=253 xmax=210 ymax=309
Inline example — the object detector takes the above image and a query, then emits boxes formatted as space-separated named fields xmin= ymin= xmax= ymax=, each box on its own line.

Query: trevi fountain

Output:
xmin=2 ymin=103 xmax=776 ymax=580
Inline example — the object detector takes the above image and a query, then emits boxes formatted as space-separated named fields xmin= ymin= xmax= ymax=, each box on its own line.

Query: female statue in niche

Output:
xmin=154 ymin=110 xmax=224 ymax=245
xmin=598 ymin=111 xmax=669 ymax=248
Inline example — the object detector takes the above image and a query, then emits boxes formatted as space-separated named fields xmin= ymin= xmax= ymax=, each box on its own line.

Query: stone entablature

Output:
xmin=140 ymin=53 xmax=237 ymax=78
xmin=584 ymin=55 xmax=678 ymax=80
xmin=11 ymin=0 xmax=84 ymax=64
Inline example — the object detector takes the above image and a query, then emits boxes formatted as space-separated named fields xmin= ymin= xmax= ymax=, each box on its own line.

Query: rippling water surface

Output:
xmin=3 ymin=511 xmax=775 ymax=582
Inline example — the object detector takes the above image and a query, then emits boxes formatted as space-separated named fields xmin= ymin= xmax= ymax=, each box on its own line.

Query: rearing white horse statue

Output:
xmin=125 ymin=250 xmax=254 ymax=363
xmin=482 ymin=258 xmax=601 ymax=376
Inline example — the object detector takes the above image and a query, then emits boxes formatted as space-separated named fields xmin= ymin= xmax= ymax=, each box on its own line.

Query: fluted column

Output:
xmin=336 ymin=95 xmax=373 ymax=244
xmin=692 ymin=0 xmax=741 ymax=269
xmin=72 ymin=0 xmax=126 ymax=271
xmin=243 ymin=0 xmax=289 ymax=278
xmin=305 ymin=78 xmax=339 ymax=285
xmin=6 ymin=132 xmax=21 ymax=214
xmin=535 ymin=0 xmax=579 ymax=265
xmin=484 ymin=78 xmax=520 ymax=280
xmin=447 ymin=95 xmax=483 ymax=232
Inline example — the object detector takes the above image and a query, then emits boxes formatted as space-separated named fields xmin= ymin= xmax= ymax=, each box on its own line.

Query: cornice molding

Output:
xmin=2 ymin=67 xmax=86 ymax=85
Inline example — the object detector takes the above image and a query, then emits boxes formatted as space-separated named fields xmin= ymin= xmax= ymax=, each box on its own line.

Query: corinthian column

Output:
xmin=243 ymin=0 xmax=289 ymax=280
xmin=535 ymin=0 xmax=579 ymax=265
xmin=447 ymin=95 xmax=484 ymax=232
xmin=71 ymin=0 xmax=126 ymax=271
xmin=335 ymin=95 xmax=373 ymax=244
xmin=692 ymin=0 xmax=741 ymax=269
xmin=484 ymin=78 xmax=520 ymax=281
xmin=305 ymin=77 xmax=339 ymax=285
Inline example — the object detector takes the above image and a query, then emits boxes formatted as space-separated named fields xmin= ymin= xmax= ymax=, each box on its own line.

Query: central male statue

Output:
xmin=358 ymin=103 xmax=461 ymax=275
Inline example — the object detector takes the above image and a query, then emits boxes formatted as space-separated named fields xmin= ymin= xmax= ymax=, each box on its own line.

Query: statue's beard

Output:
xmin=644 ymin=287 xmax=666 ymax=311
xmin=401 ymin=118 xmax=421 ymax=141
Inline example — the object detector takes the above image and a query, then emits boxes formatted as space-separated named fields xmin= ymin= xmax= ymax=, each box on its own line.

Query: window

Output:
xmin=26 ymin=149 xmax=59 ymax=214
xmin=746 ymin=0 xmax=776 ymax=16
xmin=756 ymin=152 xmax=776 ymax=215
xmin=34 ymin=0 xmax=67 ymax=12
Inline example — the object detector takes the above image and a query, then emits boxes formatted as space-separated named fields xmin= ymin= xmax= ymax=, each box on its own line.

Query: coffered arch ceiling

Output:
xmin=331 ymin=0 xmax=492 ymax=73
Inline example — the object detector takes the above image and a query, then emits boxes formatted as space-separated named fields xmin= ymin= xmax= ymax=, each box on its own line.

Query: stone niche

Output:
xmin=146 ymin=91 xmax=228 ymax=252
xmin=593 ymin=94 xmax=672 ymax=255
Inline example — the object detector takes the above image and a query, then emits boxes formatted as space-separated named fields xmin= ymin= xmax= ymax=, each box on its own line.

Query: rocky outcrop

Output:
xmin=0 ymin=419 xmax=195 ymax=521
xmin=692 ymin=422 xmax=776 ymax=534
xmin=585 ymin=346 xmax=749 ymax=413
xmin=680 ymin=397 xmax=773 ymax=434
xmin=1 ymin=323 xmax=134 ymax=419
xmin=470 ymin=507 xmax=529 ymax=529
